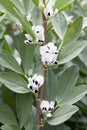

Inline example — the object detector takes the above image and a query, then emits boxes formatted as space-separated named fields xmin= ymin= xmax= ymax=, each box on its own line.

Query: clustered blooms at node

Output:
xmin=40 ymin=100 xmax=55 ymax=118
xmin=24 ymin=25 xmax=45 ymax=45
xmin=27 ymin=74 xmax=44 ymax=93
xmin=40 ymin=42 xmax=58 ymax=66
xmin=44 ymin=1 xmax=58 ymax=18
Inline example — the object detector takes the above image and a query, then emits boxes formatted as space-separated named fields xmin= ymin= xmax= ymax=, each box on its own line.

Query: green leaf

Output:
xmin=1 ymin=125 xmax=21 ymax=130
xmin=61 ymin=17 xmax=83 ymax=46
xmin=0 ymin=102 xmax=18 ymax=126
xmin=47 ymin=105 xmax=78 ymax=125
xmin=0 ymin=51 xmax=23 ymax=74
xmin=60 ymin=85 xmax=87 ymax=105
xmin=13 ymin=9 xmax=35 ymax=39
xmin=53 ymin=0 xmax=75 ymax=12
xmin=0 ymin=0 xmax=35 ymax=39
xmin=73 ymin=57 xmax=87 ymax=75
xmin=0 ymin=14 xmax=6 ymax=23
xmin=18 ymin=33 xmax=35 ymax=74
xmin=0 ymin=0 xmax=19 ymax=21
xmin=43 ymin=69 xmax=57 ymax=101
xmin=52 ymin=13 xmax=67 ymax=40
xmin=1 ymin=86 xmax=15 ymax=108
xmin=32 ymin=0 xmax=39 ymax=6
xmin=55 ymin=66 xmax=79 ymax=103
xmin=43 ymin=123 xmax=70 ymax=130
xmin=10 ymin=0 xmax=25 ymax=15
xmin=0 ymin=71 xmax=28 ymax=93
xmin=24 ymin=106 xmax=36 ymax=130
xmin=79 ymin=46 xmax=87 ymax=66
xmin=31 ymin=6 xmax=42 ymax=25
xmin=58 ymin=40 xmax=87 ymax=65
xmin=16 ymin=93 xmax=33 ymax=128
xmin=22 ymin=0 xmax=34 ymax=14
xmin=2 ymin=42 xmax=12 ymax=54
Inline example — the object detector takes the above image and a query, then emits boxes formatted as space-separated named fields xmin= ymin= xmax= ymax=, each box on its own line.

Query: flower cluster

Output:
xmin=27 ymin=74 xmax=44 ymax=93
xmin=24 ymin=25 xmax=45 ymax=45
xmin=40 ymin=42 xmax=58 ymax=65
xmin=40 ymin=100 xmax=55 ymax=118
xmin=44 ymin=1 xmax=58 ymax=18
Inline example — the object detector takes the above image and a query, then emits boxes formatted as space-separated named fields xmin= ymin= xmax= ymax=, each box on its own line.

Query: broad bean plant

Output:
xmin=0 ymin=0 xmax=87 ymax=130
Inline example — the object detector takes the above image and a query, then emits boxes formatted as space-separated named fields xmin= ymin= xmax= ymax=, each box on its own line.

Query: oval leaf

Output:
xmin=0 ymin=72 xmax=28 ymax=93
xmin=47 ymin=105 xmax=78 ymax=125
xmin=58 ymin=40 xmax=87 ymax=65
xmin=43 ymin=69 xmax=57 ymax=101
xmin=0 ymin=51 xmax=23 ymax=75
xmin=55 ymin=66 xmax=79 ymax=103
xmin=18 ymin=33 xmax=35 ymax=74
xmin=61 ymin=17 xmax=83 ymax=46
xmin=0 ymin=102 xmax=18 ymax=126
xmin=16 ymin=93 xmax=33 ymax=128
xmin=52 ymin=13 xmax=67 ymax=40
xmin=61 ymin=85 xmax=87 ymax=105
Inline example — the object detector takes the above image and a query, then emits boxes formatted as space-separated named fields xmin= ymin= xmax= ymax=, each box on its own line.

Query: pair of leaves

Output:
xmin=44 ymin=66 xmax=87 ymax=125
xmin=57 ymin=16 xmax=87 ymax=64
xmin=44 ymin=66 xmax=87 ymax=105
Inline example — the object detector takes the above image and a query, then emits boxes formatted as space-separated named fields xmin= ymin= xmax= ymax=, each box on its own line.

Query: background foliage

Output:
xmin=0 ymin=0 xmax=87 ymax=130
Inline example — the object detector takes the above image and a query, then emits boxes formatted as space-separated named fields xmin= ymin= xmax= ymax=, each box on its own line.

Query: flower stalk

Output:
xmin=36 ymin=0 xmax=47 ymax=129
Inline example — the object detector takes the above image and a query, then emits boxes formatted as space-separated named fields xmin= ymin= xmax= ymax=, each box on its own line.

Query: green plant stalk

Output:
xmin=36 ymin=0 xmax=47 ymax=130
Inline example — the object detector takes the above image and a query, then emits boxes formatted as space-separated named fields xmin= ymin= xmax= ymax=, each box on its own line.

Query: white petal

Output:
xmin=44 ymin=6 xmax=53 ymax=18
xmin=46 ymin=113 xmax=52 ymax=117
xmin=25 ymin=34 xmax=32 ymax=41
xmin=40 ymin=100 xmax=50 ymax=113
xmin=36 ymin=75 xmax=44 ymax=87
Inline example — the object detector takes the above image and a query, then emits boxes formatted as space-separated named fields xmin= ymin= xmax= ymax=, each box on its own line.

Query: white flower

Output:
xmin=24 ymin=34 xmax=33 ymax=44
xmin=40 ymin=42 xmax=58 ymax=65
xmin=24 ymin=25 xmax=45 ymax=45
xmin=40 ymin=100 xmax=50 ymax=113
xmin=40 ymin=100 xmax=55 ymax=118
xmin=32 ymin=25 xmax=45 ymax=43
xmin=44 ymin=6 xmax=54 ymax=18
xmin=44 ymin=1 xmax=58 ymax=18
xmin=27 ymin=74 xmax=44 ymax=93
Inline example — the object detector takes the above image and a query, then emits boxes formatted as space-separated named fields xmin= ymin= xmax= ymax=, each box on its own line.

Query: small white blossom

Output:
xmin=40 ymin=100 xmax=55 ymax=118
xmin=24 ymin=25 xmax=45 ymax=45
xmin=27 ymin=74 xmax=44 ymax=93
xmin=40 ymin=42 xmax=58 ymax=66
xmin=44 ymin=2 xmax=58 ymax=18
xmin=24 ymin=34 xmax=33 ymax=44
xmin=44 ymin=6 xmax=54 ymax=18
xmin=32 ymin=25 xmax=45 ymax=43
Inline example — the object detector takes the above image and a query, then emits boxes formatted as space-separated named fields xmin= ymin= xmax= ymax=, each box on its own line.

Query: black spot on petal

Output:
xmin=30 ymin=86 xmax=33 ymax=90
xmin=36 ymin=31 xmax=39 ymax=33
xmin=48 ymin=12 xmax=50 ymax=16
xmin=35 ymin=81 xmax=38 ymax=85
xmin=35 ymin=89 xmax=38 ymax=93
